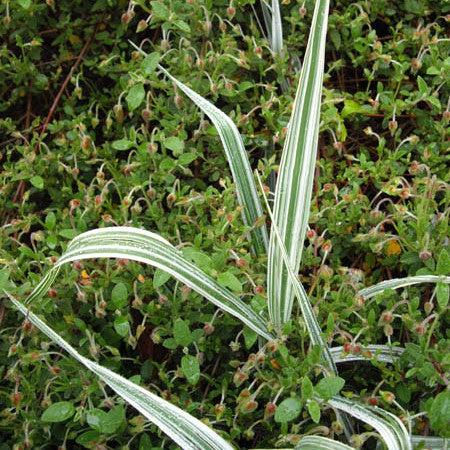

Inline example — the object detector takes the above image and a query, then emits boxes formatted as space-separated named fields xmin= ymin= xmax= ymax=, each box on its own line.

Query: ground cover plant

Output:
xmin=0 ymin=0 xmax=449 ymax=448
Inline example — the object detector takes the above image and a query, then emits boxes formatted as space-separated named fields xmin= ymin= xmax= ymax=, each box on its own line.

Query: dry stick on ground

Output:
xmin=12 ymin=19 xmax=102 ymax=204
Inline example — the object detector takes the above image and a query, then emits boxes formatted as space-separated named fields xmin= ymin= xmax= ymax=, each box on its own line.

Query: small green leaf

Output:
xmin=181 ymin=354 xmax=200 ymax=384
xmin=58 ymin=229 xmax=78 ymax=239
xmin=45 ymin=212 xmax=56 ymax=231
xmin=76 ymin=430 xmax=101 ymax=446
xmin=181 ymin=247 xmax=212 ymax=272
xmin=436 ymin=282 xmax=449 ymax=310
xmin=301 ymin=377 xmax=314 ymax=400
xmin=162 ymin=338 xmax=177 ymax=349
xmin=429 ymin=391 xmax=450 ymax=438
xmin=243 ymin=327 xmax=258 ymax=349
xmin=142 ymin=52 xmax=160 ymax=75
xmin=30 ymin=176 xmax=44 ymax=189
xmin=114 ymin=316 xmax=130 ymax=337
xmin=87 ymin=405 xmax=125 ymax=434
xmin=341 ymin=99 xmax=367 ymax=118
xmin=307 ymin=400 xmax=321 ymax=423
xmin=178 ymin=152 xmax=197 ymax=166
xmin=112 ymin=139 xmax=133 ymax=151
xmin=139 ymin=433 xmax=153 ymax=450
xmin=41 ymin=401 xmax=75 ymax=422
xmin=126 ymin=83 xmax=145 ymax=111
xmin=274 ymin=397 xmax=302 ymax=423
xmin=150 ymin=1 xmax=169 ymax=19
xmin=436 ymin=249 xmax=449 ymax=275
xmin=17 ymin=0 xmax=32 ymax=9
xmin=111 ymin=283 xmax=128 ymax=308
xmin=87 ymin=408 xmax=108 ymax=431
xmin=315 ymin=376 xmax=345 ymax=400
xmin=173 ymin=20 xmax=190 ymax=34
xmin=105 ymin=405 xmax=125 ymax=433
xmin=164 ymin=136 xmax=184 ymax=155
xmin=173 ymin=318 xmax=192 ymax=347
xmin=153 ymin=268 xmax=171 ymax=288
xmin=0 ymin=269 xmax=12 ymax=291
xmin=217 ymin=271 xmax=242 ymax=293
xmin=417 ymin=76 xmax=428 ymax=95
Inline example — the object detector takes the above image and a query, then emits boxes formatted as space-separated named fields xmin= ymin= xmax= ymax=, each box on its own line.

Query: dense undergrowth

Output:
xmin=0 ymin=0 xmax=449 ymax=448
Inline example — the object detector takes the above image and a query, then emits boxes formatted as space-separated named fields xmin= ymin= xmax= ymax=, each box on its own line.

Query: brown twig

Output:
xmin=37 ymin=20 xmax=101 ymax=141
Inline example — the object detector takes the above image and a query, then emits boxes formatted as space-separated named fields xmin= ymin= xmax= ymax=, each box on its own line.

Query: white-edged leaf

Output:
xmin=256 ymin=173 xmax=335 ymax=370
xmin=328 ymin=396 xmax=412 ymax=450
xmin=252 ymin=435 xmax=355 ymax=450
xmin=270 ymin=0 xmax=283 ymax=54
xmin=267 ymin=0 xmax=330 ymax=328
xmin=358 ymin=275 xmax=450 ymax=299
xmin=256 ymin=173 xmax=354 ymax=440
xmin=409 ymin=436 xmax=447 ymax=450
xmin=261 ymin=0 xmax=283 ymax=53
xmin=296 ymin=435 xmax=355 ymax=449
xmin=129 ymin=41 xmax=268 ymax=256
xmin=376 ymin=436 xmax=447 ymax=450
xmin=24 ymin=227 xmax=274 ymax=341
xmin=6 ymin=294 xmax=233 ymax=450
xmin=330 ymin=345 xmax=405 ymax=364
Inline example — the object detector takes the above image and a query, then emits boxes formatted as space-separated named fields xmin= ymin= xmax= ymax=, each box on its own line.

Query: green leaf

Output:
xmin=429 ymin=391 xmax=450 ymax=437
xmin=417 ymin=76 xmax=428 ymax=95
xmin=76 ymin=430 xmax=101 ymax=446
xmin=307 ymin=400 xmax=321 ymax=423
xmin=173 ymin=318 xmax=192 ymax=347
xmin=45 ymin=212 xmax=56 ymax=231
xmin=181 ymin=247 xmax=212 ymax=272
xmin=139 ymin=433 xmax=153 ymax=450
xmin=341 ymin=99 xmax=366 ymax=117
xmin=59 ymin=229 xmax=78 ymax=239
xmin=111 ymin=282 xmax=128 ymax=308
xmin=301 ymin=377 xmax=314 ymax=400
xmin=274 ymin=397 xmax=302 ymax=423
xmin=142 ymin=52 xmax=160 ymax=75
xmin=178 ymin=152 xmax=197 ymax=166
xmin=114 ymin=316 xmax=130 ymax=337
xmin=17 ymin=0 xmax=32 ymax=9
xmin=153 ymin=268 xmax=171 ymax=288
xmin=164 ymin=136 xmax=184 ymax=155
xmin=87 ymin=405 xmax=125 ymax=434
xmin=0 ymin=269 xmax=12 ymax=291
xmin=41 ymin=401 xmax=75 ymax=422
xmin=436 ymin=249 xmax=450 ymax=275
xmin=315 ymin=376 xmax=345 ymax=400
xmin=150 ymin=1 xmax=169 ymax=19
xmin=173 ymin=20 xmax=190 ymax=34
xmin=112 ymin=139 xmax=133 ymax=150
xmin=30 ymin=176 xmax=44 ymax=189
xmin=181 ymin=354 xmax=200 ymax=384
xmin=243 ymin=326 xmax=258 ymax=349
xmin=436 ymin=282 xmax=449 ymax=309
xmin=87 ymin=408 xmax=108 ymax=431
xmin=162 ymin=338 xmax=177 ymax=350
xmin=217 ymin=272 xmax=242 ymax=293
xmin=126 ymin=83 xmax=145 ymax=111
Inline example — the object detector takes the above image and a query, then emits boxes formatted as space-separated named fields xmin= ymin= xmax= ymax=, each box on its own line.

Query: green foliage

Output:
xmin=0 ymin=0 xmax=449 ymax=447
